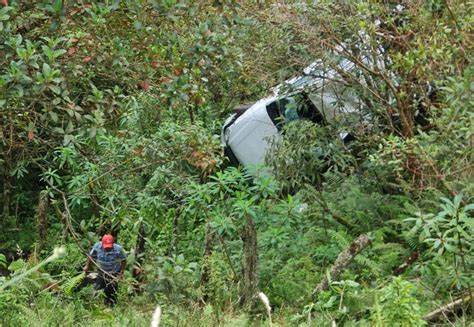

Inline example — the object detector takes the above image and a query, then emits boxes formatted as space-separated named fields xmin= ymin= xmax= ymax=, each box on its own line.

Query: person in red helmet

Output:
xmin=83 ymin=234 xmax=126 ymax=305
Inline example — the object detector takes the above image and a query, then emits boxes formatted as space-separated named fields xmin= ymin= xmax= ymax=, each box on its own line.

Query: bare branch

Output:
xmin=313 ymin=234 xmax=371 ymax=295
xmin=424 ymin=294 xmax=472 ymax=322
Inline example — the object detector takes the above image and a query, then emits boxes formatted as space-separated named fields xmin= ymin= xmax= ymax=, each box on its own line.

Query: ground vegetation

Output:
xmin=0 ymin=1 xmax=472 ymax=326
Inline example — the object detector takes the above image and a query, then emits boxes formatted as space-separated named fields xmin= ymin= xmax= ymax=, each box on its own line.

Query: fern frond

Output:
xmin=61 ymin=272 xmax=86 ymax=295
xmin=371 ymin=242 xmax=406 ymax=253
xmin=355 ymin=255 xmax=382 ymax=277
xmin=324 ymin=173 xmax=345 ymax=188
xmin=406 ymin=236 xmax=420 ymax=250
xmin=327 ymin=229 xmax=350 ymax=248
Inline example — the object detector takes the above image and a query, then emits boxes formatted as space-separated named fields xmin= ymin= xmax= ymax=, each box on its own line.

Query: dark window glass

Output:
xmin=266 ymin=93 xmax=325 ymax=131
xmin=297 ymin=94 xmax=324 ymax=125
xmin=266 ymin=100 xmax=285 ymax=131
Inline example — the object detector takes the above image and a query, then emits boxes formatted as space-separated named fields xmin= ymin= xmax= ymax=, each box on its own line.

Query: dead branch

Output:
xmin=200 ymin=219 xmax=214 ymax=302
xmin=241 ymin=212 xmax=258 ymax=307
xmin=218 ymin=234 xmax=238 ymax=282
xmin=37 ymin=192 xmax=50 ymax=252
xmin=424 ymin=294 xmax=472 ymax=322
xmin=392 ymin=250 xmax=419 ymax=276
xmin=313 ymin=234 xmax=371 ymax=294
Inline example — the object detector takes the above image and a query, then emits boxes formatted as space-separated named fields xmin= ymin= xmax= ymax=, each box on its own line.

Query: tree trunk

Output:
xmin=313 ymin=234 xmax=371 ymax=295
xmin=399 ymin=93 xmax=414 ymax=138
xmin=241 ymin=214 xmax=258 ymax=307
xmin=37 ymin=192 xmax=49 ymax=252
xmin=2 ymin=171 xmax=10 ymax=222
xmin=200 ymin=220 xmax=214 ymax=302
xmin=188 ymin=107 xmax=195 ymax=124
xmin=2 ymin=151 xmax=11 ymax=223
xmin=168 ymin=208 xmax=179 ymax=256
xmin=133 ymin=222 xmax=146 ymax=279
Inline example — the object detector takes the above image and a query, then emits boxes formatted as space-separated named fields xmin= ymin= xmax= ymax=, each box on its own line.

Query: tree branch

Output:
xmin=313 ymin=234 xmax=371 ymax=295
xmin=424 ymin=294 xmax=472 ymax=322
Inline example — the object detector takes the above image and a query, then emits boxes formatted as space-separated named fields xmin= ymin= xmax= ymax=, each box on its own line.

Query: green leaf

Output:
xmin=461 ymin=217 xmax=474 ymax=230
xmin=8 ymin=259 xmax=25 ymax=272
xmin=89 ymin=127 xmax=97 ymax=139
xmin=43 ymin=63 xmax=52 ymax=75
xmin=48 ymin=85 xmax=61 ymax=95
xmin=61 ymin=272 xmax=85 ymax=295
xmin=53 ymin=127 xmax=65 ymax=134
xmin=0 ymin=254 xmax=6 ymax=269
xmin=49 ymin=111 xmax=59 ymax=123
xmin=15 ymin=85 xmax=24 ymax=97
xmin=53 ymin=49 xmax=67 ymax=58
xmin=463 ymin=204 xmax=474 ymax=211
xmin=443 ymin=243 xmax=457 ymax=253
xmin=453 ymin=193 xmax=463 ymax=209
xmin=133 ymin=20 xmax=142 ymax=30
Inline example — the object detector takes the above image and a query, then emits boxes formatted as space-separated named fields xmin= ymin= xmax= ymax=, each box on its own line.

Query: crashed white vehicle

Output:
xmin=220 ymin=5 xmax=432 ymax=168
xmin=221 ymin=59 xmax=367 ymax=167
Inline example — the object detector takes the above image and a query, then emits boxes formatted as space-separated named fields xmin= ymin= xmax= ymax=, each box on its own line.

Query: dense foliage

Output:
xmin=0 ymin=1 xmax=472 ymax=326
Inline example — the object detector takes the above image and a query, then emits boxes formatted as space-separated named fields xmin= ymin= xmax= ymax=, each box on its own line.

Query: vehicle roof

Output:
xmin=273 ymin=58 xmax=355 ymax=97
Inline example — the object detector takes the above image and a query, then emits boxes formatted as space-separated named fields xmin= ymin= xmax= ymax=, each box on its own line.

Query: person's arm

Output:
xmin=83 ymin=256 xmax=92 ymax=273
xmin=118 ymin=260 xmax=126 ymax=278
xmin=83 ymin=244 xmax=97 ymax=273
xmin=117 ymin=247 xmax=127 ymax=278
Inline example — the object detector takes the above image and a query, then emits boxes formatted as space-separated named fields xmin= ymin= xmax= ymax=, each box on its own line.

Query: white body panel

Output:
xmin=223 ymin=96 xmax=279 ymax=166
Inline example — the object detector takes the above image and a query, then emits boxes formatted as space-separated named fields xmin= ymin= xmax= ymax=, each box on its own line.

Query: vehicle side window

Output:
xmin=266 ymin=94 xmax=325 ymax=130
xmin=266 ymin=101 xmax=284 ymax=131
xmin=266 ymin=98 xmax=296 ymax=130
xmin=281 ymin=98 xmax=299 ymax=122
xmin=296 ymin=94 xmax=324 ymax=124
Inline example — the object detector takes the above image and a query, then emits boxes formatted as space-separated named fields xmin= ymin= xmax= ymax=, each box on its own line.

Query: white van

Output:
xmin=221 ymin=59 xmax=366 ymax=167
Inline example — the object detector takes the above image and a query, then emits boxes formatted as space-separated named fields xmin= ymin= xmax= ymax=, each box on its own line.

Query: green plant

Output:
xmin=371 ymin=277 xmax=426 ymax=326
xmin=145 ymin=254 xmax=198 ymax=304
xmin=0 ymin=0 xmax=472 ymax=325
xmin=61 ymin=271 xmax=86 ymax=296
xmin=0 ymin=254 xmax=6 ymax=269
xmin=406 ymin=195 xmax=474 ymax=294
